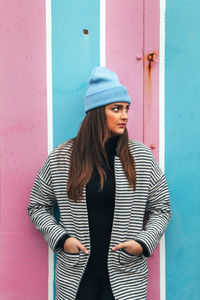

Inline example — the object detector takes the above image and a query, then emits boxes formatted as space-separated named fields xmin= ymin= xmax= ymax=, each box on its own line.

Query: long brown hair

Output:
xmin=67 ymin=106 xmax=136 ymax=201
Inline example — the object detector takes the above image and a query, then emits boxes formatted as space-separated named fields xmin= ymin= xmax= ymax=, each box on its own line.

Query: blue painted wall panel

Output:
xmin=165 ymin=1 xmax=200 ymax=299
xmin=52 ymin=0 xmax=100 ymax=147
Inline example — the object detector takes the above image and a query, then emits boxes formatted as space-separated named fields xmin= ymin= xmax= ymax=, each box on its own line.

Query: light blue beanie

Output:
xmin=84 ymin=66 xmax=131 ymax=112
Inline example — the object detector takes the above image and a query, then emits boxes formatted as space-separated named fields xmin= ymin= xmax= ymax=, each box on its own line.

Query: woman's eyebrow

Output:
xmin=111 ymin=104 xmax=124 ymax=107
xmin=110 ymin=104 xmax=130 ymax=108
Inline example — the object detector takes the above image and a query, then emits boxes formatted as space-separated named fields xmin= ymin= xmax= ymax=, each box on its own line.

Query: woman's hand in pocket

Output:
xmin=112 ymin=240 xmax=143 ymax=255
xmin=63 ymin=237 xmax=89 ymax=254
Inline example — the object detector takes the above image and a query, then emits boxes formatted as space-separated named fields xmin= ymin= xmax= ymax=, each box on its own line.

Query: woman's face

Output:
xmin=105 ymin=102 xmax=130 ymax=136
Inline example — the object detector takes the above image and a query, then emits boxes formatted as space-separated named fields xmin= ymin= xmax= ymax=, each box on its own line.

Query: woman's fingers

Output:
xmin=64 ymin=237 xmax=89 ymax=254
xmin=77 ymin=242 xmax=89 ymax=254
xmin=112 ymin=242 xmax=127 ymax=251
xmin=112 ymin=240 xmax=143 ymax=255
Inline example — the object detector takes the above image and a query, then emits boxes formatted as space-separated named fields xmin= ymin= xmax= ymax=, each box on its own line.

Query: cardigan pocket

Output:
xmin=57 ymin=249 xmax=80 ymax=267
xmin=117 ymin=249 xmax=147 ymax=274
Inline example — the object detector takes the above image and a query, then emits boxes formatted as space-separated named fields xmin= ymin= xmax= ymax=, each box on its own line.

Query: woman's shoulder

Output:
xmin=128 ymin=139 xmax=156 ymax=170
xmin=128 ymin=139 xmax=152 ymax=157
xmin=48 ymin=138 xmax=74 ymax=160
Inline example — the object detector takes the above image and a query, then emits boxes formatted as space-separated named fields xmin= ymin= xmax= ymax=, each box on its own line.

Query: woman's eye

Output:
xmin=112 ymin=107 xmax=119 ymax=112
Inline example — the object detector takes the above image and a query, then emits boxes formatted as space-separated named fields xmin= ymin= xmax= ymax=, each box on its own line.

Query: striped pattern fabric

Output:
xmin=28 ymin=139 xmax=171 ymax=300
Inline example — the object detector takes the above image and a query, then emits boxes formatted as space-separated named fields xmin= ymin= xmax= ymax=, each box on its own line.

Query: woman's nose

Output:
xmin=121 ymin=110 xmax=128 ymax=119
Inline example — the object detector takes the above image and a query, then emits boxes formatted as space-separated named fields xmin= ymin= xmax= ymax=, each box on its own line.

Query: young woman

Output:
xmin=28 ymin=67 xmax=171 ymax=300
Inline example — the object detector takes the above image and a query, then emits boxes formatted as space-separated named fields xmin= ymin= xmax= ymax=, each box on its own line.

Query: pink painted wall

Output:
xmin=143 ymin=0 xmax=160 ymax=161
xmin=106 ymin=0 xmax=160 ymax=298
xmin=0 ymin=1 xmax=48 ymax=299
xmin=106 ymin=0 xmax=144 ymax=143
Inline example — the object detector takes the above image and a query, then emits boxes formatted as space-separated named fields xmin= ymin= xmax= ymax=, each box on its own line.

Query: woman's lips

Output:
xmin=118 ymin=124 xmax=126 ymax=127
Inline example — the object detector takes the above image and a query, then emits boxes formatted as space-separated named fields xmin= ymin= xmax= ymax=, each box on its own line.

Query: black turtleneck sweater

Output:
xmin=57 ymin=136 xmax=147 ymax=279
xmin=84 ymin=136 xmax=118 ymax=279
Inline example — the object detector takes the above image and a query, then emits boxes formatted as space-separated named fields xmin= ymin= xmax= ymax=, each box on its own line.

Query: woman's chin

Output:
xmin=110 ymin=130 xmax=125 ymax=136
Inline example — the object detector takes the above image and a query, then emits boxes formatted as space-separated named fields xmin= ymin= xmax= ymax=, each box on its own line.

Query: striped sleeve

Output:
xmin=135 ymin=153 xmax=172 ymax=257
xmin=27 ymin=155 xmax=68 ymax=252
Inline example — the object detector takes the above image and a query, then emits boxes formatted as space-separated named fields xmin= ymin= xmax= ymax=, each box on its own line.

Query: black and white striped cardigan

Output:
xmin=28 ymin=139 xmax=171 ymax=300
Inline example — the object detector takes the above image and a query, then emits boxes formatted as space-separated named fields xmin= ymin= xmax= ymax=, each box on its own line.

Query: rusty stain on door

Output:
xmin=144 ymin=51 xmax=159 ymax=153
xmin=145 ymin=51 xmax=157 ymax=105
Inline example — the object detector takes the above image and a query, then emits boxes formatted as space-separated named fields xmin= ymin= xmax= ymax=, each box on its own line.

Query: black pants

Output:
xmin=76 ymin=273 xmax=115 ymax=300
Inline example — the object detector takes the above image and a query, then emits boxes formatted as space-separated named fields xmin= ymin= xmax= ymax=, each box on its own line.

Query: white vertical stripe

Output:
xmin=159 ymin=1 xmax=166 ymax=300
xmin=159 ymin=2 xmax=165 ymax=172
xmin=46 ymin=1 xmax=54 ymax=300
xmin=48 ymin=248 xmax=54 ymax=300
xmin=100 ymin=0 xmax=106 ymax=66
xmin=160 ymin=235 xmax=166 ymax=300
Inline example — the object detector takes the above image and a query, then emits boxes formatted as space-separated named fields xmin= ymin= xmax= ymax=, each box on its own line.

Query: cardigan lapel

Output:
xmin=109 ymin=156 xmax=135 ymax=247
xmin=68 ymin=186 xmax=91 ymax=250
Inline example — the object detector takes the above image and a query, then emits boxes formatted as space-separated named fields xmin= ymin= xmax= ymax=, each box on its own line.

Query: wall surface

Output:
xmin=165 ymin=0 xmax=200 ymax=298
xmin=51 ymin=0 xmax=100 ymax=146
xmin=0 ymin=1 xmax=48 ymax=299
